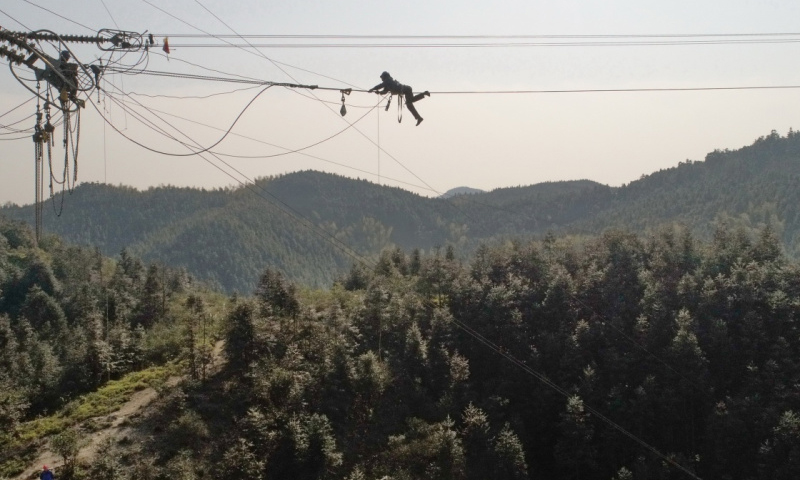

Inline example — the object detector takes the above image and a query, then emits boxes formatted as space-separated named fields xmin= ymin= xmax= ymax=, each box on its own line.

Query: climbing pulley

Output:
xmin=340 ymin=88 xmax=351 ymax=116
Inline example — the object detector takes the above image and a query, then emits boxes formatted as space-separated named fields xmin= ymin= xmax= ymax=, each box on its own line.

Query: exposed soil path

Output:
xmin=14 ymin=341 xmax=225 ymax=480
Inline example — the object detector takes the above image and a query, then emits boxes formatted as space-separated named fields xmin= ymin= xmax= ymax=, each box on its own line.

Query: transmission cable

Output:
xmin=123 ymin=99 xmax=436 ymax=193
xmin=0 ymin=7 xmax=32 ymax=30
xmin=18 ymin=0 xmax=95 ymax=33
xmin=155 ymin=32 xmax=800 ymax=39
xmin=0 ymin=97 xmax=34 ymax=119
xmin=103 ymin=84 xmax=274 ymax=156
xmin=141 ymin=0 xmax=360 ymax=90
xmin=127 ymin=84 xmax=263 ymax=100
xmin=98 ymin=0 xmax=121 ymax=30
xmin=157 ymin=38 xmax=800 ymax=48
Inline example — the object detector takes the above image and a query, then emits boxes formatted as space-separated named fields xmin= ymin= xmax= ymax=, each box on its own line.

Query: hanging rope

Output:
xmin=32 ymin=82 xmax=44 ymax=244
xmin=70 ymin=109 xmax=80 ymax=190
xmin=49 ymin=96 xmax=66 ymax=217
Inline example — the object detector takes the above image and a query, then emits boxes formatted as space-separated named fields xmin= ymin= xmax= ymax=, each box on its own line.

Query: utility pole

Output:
xmin=0 ymin=27 xmax=147 ymax=243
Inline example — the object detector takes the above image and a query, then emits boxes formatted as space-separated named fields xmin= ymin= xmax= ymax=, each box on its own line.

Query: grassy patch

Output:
xmin=16 ymin=363 xmax=179 ymax=443
xmin=0 ymin=457 xmax=27 ymax=478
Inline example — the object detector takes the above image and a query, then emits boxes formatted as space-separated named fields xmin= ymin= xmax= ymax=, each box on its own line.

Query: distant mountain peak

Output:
xmin=439 ymin=186 xmax=485 ymax=199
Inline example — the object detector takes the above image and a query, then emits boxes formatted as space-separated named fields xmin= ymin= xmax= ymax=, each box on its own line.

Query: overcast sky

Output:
xmin=2 ymin=0 xmax=800 ymax=206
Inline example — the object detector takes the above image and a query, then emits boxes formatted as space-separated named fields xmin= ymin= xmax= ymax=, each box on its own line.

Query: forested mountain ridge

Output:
xmin=4 ymin=129 xmax=800 ymax=292
xmin=574 ymin=129 xmax=800 ymax=242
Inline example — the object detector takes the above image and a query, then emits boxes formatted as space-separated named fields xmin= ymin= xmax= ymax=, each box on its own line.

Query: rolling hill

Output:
xmin=4 ymin=129 xmax=800 ymax=291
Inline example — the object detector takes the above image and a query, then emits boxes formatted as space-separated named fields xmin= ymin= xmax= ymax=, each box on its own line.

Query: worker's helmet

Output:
xmin=60 ymin=50 xmax=71 ymax=62
xmin=380 ymin=71 xmax=391 ymax=80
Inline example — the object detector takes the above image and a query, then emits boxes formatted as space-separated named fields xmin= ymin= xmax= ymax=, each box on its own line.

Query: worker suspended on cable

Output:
xmin=369 ymin=71 xmax=429 ymax=126
xmin=29 ymin=50 xmax=82 ymax=108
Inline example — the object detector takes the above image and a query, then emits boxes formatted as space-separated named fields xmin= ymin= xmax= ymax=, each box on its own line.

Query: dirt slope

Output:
xmin=14 ymin=341 xmax=225 ymax=480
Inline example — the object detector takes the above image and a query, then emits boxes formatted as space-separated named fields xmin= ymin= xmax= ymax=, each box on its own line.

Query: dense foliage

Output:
xmin=6 ymin=130 xmax=800 ymax=292
xmin=71 ymin=222 xmax=800 ymax=480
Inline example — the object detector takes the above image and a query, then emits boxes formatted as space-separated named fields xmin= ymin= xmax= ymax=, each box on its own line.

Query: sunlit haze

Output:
xmin=2 ymin=0 xmax=800 ymax=205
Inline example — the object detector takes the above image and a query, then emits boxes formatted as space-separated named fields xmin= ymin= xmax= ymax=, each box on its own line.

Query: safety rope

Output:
xmin=33 ymin=82 xmax=44 ymax=244
xmin=72 ymin=109 xmax=80 ymax=189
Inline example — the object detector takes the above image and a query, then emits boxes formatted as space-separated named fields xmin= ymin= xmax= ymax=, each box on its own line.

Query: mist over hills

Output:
xmin=4 ymin=129 xmax=800 ymax=292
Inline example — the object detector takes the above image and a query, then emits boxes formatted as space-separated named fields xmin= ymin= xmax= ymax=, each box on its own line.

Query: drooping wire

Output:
xmin=103 ymin=84 xmax=275 ymax=157
xmin=207 ymin=90 xmax=385 ymax=159
xmin=0 ymin=112 xmax=36 ymax=132
xmin=90 ymin=89 xmax=378 ymax=270
xmin=117 ymin=98 xmax=435 ymax=193
xmin=103 ymin=83 xmax=377 ymax=161
xmin=127 ymin=84 xmax=263 ymax=100
xmin=0 ymin=97 xmax=35 ymax=119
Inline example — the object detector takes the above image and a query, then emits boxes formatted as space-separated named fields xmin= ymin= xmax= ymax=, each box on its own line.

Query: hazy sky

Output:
xmin=2 ymin=0 xmax=800 ymax=206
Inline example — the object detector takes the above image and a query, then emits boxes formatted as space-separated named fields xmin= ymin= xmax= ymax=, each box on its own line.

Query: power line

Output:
xmin=0 ymin=7 xmax=32 ymax=30
xmin=0 ymin=97 xmax=34 ymax=119
xmin=432 ymin=85 xmax=800 ymax=94
xmin=154 ymin=32 xmax=800 ymax=39
xmin=126 ymin=84 xmax=263 ymax=100
xmin=105 ymin=65 xmax=800 ymax=95
xmin=147 ymin=48 xmax=363 ymax=91
xmin=147 ymin=50 xmax=269 ymax=84
xmin=141 ymin=0 xmax=361 ymax=90
xmin=98 ymin=0 xmax=120 ymax=30
xmin=159 ymin=39 xmax=800 ymax=48
xmin=18 ymin=0 xmax=95 ymax=33
xmin=0 ymin=134 xmax=29 ymax=141
xmin=0 ymin=112 xmax=35 ymax=132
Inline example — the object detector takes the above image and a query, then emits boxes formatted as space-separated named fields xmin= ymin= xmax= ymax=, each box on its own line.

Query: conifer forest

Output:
xmin=3 ymin=205 xmax=800 ymax=479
